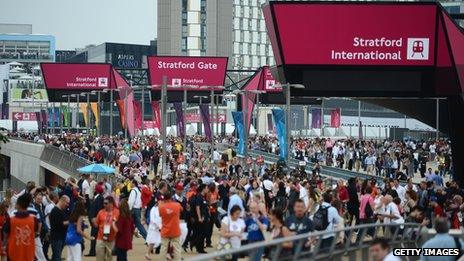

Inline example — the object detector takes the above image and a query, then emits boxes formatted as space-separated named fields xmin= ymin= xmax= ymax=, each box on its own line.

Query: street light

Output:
xmin=274 ymin=83 xmax=305 ymax=164
xmin=91 ymin=90 xmax=107 ymax=136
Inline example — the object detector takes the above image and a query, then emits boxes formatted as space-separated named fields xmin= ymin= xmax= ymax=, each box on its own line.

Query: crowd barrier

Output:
xmin=189 ymin=223 xmax=433 ymax=261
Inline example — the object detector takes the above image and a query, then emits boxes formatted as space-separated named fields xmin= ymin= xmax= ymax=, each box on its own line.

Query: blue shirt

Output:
xmin=228 ymin=194 xmax=245 ymax=216
xmin=421 ymin=233 xmax=464 ymax=261
xmin=245 ymin=216 xmax=270 ymax=242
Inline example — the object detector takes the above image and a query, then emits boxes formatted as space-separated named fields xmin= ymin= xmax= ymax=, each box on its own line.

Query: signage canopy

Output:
xmin=147 ymin=56 xmax=228 ymax=90
xmin=41 ymin=63 xmax=128 ymax=102
xmin=267 ymin=3 xmax=437 ymax=66
xmin=263 ymin=2 xmax=464 ymax=97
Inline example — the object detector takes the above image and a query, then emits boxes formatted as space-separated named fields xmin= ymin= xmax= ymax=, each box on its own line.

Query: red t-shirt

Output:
xmin=158 ymin=201 xmax=182 ymax=238
xmin=338 ymin=187 xmax=349 ymax=202
xmin=141 ymin=185 xmax=153 ymax=208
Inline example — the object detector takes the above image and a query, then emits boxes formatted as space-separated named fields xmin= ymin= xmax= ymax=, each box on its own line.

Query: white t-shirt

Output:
xmin=82 ymin=179 xmax=90 ymax=196
xmin=220 ymin=216 xmax=246 ymax=249
xmin=383 ymin=202 xmax=403 ymax=224
xmin=44 ymin=203 xmax=55 ymax=229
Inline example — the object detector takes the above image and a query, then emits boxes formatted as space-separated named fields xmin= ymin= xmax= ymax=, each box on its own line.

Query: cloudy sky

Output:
xmin=0 ymin=0 xmax=157 ymax=50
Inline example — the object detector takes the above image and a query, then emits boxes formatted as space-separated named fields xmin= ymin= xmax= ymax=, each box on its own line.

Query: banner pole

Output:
xmin=67 ymin=95 xmax=70 ymax=133
xmin=141 ymin=86 xmax=145 ymax=138
xmin=97 ymin=91 xmax=101 ymax=137
xmin=60 ymin=101 xmax=63 ymax=135
xmin=210 ymin=89 xmax=214 ymax=161
xmin=285 ymin=86 xmax=290 ymax=164
xmin=183 ymin=88 xmax=187 ymax=152
xmin=110 ymin=90 xmax=113 ymax=136
xmin=161 ymin=76 xmax=167 ymax=177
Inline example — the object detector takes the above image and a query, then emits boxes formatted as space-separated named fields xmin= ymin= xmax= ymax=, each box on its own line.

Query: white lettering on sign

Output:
xmin=157 ymin=61 xmax=219 ymax=70
xmin=330 ymin=37 xmax=430 ymax=62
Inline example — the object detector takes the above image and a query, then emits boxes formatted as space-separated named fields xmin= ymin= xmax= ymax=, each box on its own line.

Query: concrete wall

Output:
xmin=157 ymin=0 xmax=182 ymax=55
xmin=0 ymin=139 xmax=45 ymax=190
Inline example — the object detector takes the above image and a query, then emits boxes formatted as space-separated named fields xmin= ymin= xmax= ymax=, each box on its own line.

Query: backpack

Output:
xmin=364 ymin=200 xmax=374 ymax=219
xmin=313 ymin=205 xmax=330 ymax=231
xmin=274 ymin=195 xmax=287 ymax=211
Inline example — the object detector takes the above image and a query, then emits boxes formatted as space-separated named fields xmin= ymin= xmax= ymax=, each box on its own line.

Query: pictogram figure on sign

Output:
xmin=411 ymin=40 xmax=424 ymax=58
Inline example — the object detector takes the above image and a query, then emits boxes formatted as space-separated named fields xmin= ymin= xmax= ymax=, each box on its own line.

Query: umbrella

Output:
xmin=77 ymin=163 xmax=115 ymax=175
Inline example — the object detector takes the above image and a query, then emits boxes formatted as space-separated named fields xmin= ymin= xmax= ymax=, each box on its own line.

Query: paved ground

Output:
xmin=68 ymin=230 xmax=220 ymax=261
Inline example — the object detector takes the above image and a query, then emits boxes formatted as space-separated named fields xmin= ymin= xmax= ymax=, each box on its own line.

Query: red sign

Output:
xmin=185 ymin=113 xmax=226 ymax=123
xmin=262 ymin=66 xmax=281 ymax=92
xmin=12 ymin=112 xmax=37 ymax=121
xmin=147 ymin=56 xmax=228 ymax=90
xmin=143 ymin=121 xmax=157 ymax=129
xmin=266 ymin=3 xmax=437 ymax=66
xmin=41 ymin=63 xmax=114 ymax=90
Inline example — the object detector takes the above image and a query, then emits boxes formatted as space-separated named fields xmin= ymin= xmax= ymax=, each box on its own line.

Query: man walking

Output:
xmin=128 ymin=179 xmax=147 ymax=239
xmin=49 ymin=195 xmax=70 ymax=261
xmin=159 ymin=190 xmax=183 ymax=261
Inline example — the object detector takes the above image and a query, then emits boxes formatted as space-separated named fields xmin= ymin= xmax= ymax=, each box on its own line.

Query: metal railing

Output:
xmin=40 ymin=144 xmax=91 ymax=178
xmin=189 ymin=223 xmax=428 ymax=261
xmin=246 ymin=149 xmax=387 ymax=184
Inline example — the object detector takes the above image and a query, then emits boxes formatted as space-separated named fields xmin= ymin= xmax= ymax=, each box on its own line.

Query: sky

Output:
xmin=0 ymin=0 xmax=157 ymax=50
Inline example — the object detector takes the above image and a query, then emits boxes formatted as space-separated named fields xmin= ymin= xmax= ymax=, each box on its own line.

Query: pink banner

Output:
xmin=12 ymin=112 xmax=37 ymax=121
xmin=330 ymin=108 xmax=341 ymax=128
xmin=143 ymin=121 xmax=157 ymax=129
xmin=241 ymin=69 xmax=261 ymax=134
xmin=114 ymin=69 xmax=135 ymax=136
xmin=185 ymin=113 xmax=226 ymax=123
xmin=147 ymin=56 xmax=228 ymax=90
xmin=41 ymin=63 xmax=114 ymax=90
xmin=265 ymin=3 xmax=437 ymax=66
xmin=133 ymin=100 xmax=142 ymax=131
xmin=151 ymin=101 xmax=161 ymax=129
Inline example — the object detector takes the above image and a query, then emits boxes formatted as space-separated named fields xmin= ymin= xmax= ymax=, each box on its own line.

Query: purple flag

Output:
xmin=311 ymin=108 xmax=322 ymax=128
xmin=41 ymin=110 xmax=47 ymax=130
xmin=267 ymin=113 xmax=274 ymax=133
xmin=173 ymin=102 xmax=185 ymax=138
xmin=199 ymin=104 xmax=212 ymax=141
xmin=1 ymin=103 xmax=8 ymax=119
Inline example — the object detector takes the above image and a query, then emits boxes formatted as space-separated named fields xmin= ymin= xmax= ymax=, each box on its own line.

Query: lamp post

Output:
xmin=275 ymin=83 xmax=305 ymax=164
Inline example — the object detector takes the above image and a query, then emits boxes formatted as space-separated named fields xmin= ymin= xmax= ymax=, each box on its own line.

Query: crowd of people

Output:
xmin=1 ymin=132 xmax=462 ymax=261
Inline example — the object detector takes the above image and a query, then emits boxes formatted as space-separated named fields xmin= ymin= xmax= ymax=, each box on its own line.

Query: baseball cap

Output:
xmin=175 ymin=183 xmax=184 ymax=191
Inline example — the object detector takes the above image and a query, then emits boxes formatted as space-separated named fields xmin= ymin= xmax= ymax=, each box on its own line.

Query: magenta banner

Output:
xmin=147 ymin=56 xmax=228 ymax=90
xmin=133 ymin=100 xmax=142 ymax=131
xmin=150 ymin=101 xmax=161 ymax=129
xmin=12 ymin=112 xmax=37 ymax=121
xmin=173 ymin=102 xmax=185 ymax=138
xmin=265 ymin=3 xmax=437 ymax=66
xmin=199 ymin=104 xmax=212 ymax=141
xmin=330 ymin=108 xmax=341 ymax=128
xmin=41 ymin=63 xmax=114 ymax=90
xmin=185 ymin=113 xmax=226 ymax=123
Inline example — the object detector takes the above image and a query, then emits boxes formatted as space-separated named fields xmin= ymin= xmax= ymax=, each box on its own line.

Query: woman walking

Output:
xmin=65 ymin=201 xmax=92 ymax=261
xmin=115 ymin=199 xmax=135 ymax=261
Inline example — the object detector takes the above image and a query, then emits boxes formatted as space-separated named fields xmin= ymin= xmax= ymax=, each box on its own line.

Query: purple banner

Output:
xmin=173 ymin=102 xmax=185 ymax=138
xmin=311 ymin=108 xmax=322 ymax=128
xmin=199 ymin=104 xmax=212 ymax=141
xmin=267 ymin=113 xmax=274 ymax=133
xmin=40 ymin=110 xmax=47 ymax=130
xmin=1 ymin=103 xmax=8 ymax=119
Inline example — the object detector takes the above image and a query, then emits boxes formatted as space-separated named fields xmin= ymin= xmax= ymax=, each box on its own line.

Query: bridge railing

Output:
xmin=189 ymin=223 xmax=429 ymax=261
xmin=40 ymin=144 xmax=91 ymax=178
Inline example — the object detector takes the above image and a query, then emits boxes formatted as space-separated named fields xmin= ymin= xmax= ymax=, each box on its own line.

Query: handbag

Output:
xmin=216 ymin=217 xmax=233 ymax=261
